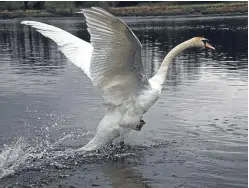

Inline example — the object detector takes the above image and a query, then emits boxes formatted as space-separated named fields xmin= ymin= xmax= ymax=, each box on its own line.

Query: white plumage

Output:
xmin=21 ymin=7 xmax=214 ymax=151
xmin=21 ymin=20 xmax=93 ymax=78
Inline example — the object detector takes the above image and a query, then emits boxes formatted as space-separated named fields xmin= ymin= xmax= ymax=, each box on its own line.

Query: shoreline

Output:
xmin=0 ymin=2 xmax=247 ymax=19
xmin=5 ymin=12 xmax=247 ymax=22
xmin=111 ymin=2 xmax=248 ymax=17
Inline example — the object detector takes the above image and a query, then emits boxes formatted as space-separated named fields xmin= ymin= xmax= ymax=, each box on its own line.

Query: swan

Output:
xmin=21 ymin=7 xmax=215 ymax=151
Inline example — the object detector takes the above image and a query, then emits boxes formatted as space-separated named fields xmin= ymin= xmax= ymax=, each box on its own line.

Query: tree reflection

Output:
xmin=0 ymin=16 xmax=247 ymax=83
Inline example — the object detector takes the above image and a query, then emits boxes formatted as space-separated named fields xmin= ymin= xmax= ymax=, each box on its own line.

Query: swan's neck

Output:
xmin=150 ymin=39 xmax=196 ymax=86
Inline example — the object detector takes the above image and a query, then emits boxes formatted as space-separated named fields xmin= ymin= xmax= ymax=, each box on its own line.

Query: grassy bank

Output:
xmin=111 ymin=2 xmax=248 ymax=16
xmin=0 ymin=2 xmax=247 ymax=19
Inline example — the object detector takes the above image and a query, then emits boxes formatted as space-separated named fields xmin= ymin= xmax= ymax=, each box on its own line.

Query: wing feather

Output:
xmin=81 ymin=7 xmax=149 ymax=106
xmin=21 ymin=21 xmax=93 ymax=79
xmin=21 ymin=8 xmax=150 ymax=107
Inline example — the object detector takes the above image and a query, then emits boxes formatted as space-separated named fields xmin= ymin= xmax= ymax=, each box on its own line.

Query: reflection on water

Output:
xmin=0 ymin=15 xmax=247 ymax=188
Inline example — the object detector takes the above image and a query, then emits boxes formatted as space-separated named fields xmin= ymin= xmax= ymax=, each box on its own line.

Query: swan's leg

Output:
xmin=135 ymin=120 xmax=146 ymax=131
xmin=119 ymin=131 xmax=125 ymax=147
xmin=119 ymin=140 xmax=125 ymax=148
xmin=118 ymin=128 xmax=129 ymax=149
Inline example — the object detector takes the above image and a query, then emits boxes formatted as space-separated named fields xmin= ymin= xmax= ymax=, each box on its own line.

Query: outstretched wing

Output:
xmin=81 ymin=7 xmax=149 ymax=106
xmin=21 ymin=21 xmax=93 ymax=79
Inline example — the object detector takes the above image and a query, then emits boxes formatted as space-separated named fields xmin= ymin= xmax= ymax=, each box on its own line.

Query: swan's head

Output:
xmin=192 ymin=37 xmax=215 ymax=50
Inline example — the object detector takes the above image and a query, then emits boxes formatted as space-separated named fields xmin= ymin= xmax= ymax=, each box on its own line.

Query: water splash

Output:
xmin=0 ymin=137 xmax=28 ymax=178
xmin=0 ymin=132 xmax=168 ymax=180
xmin=0 ymin=133 xmax=87 ymax=179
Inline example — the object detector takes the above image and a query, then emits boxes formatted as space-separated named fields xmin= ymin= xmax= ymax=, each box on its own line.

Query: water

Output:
xmin=0 ymin=15 xmax=247 ymax=188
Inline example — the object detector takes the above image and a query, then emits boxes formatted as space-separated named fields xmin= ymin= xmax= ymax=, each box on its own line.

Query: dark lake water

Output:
xmin=0 ymin=15 xmax=247 ymax=188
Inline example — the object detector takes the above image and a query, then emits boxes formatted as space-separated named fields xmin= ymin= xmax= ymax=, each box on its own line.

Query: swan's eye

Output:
xmin=202 ymin=39 xmax=209 ymax=45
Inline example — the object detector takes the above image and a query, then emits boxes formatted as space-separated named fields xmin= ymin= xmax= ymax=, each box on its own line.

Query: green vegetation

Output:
xmin=111 ymin=2 xmax=248 ymax=16
xmin=0 ymin=1 xmax=247 ymax=19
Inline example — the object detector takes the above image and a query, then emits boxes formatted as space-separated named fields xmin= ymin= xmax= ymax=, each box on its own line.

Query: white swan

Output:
xmin=21 ymin=7 xmax=215 ymax=151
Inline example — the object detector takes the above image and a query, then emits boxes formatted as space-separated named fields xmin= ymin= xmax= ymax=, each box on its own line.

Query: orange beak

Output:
xmin=205 ymin=42 xmax=215 ymax=50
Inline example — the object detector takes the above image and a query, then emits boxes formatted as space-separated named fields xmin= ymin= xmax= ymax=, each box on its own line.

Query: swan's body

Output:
xmin=21 ymin=7 xmax=214 ymax=151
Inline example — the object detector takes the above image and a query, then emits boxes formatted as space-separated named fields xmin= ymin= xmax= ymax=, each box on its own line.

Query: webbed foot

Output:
xmin=135 ymin=120 xmax=146 ymax=131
